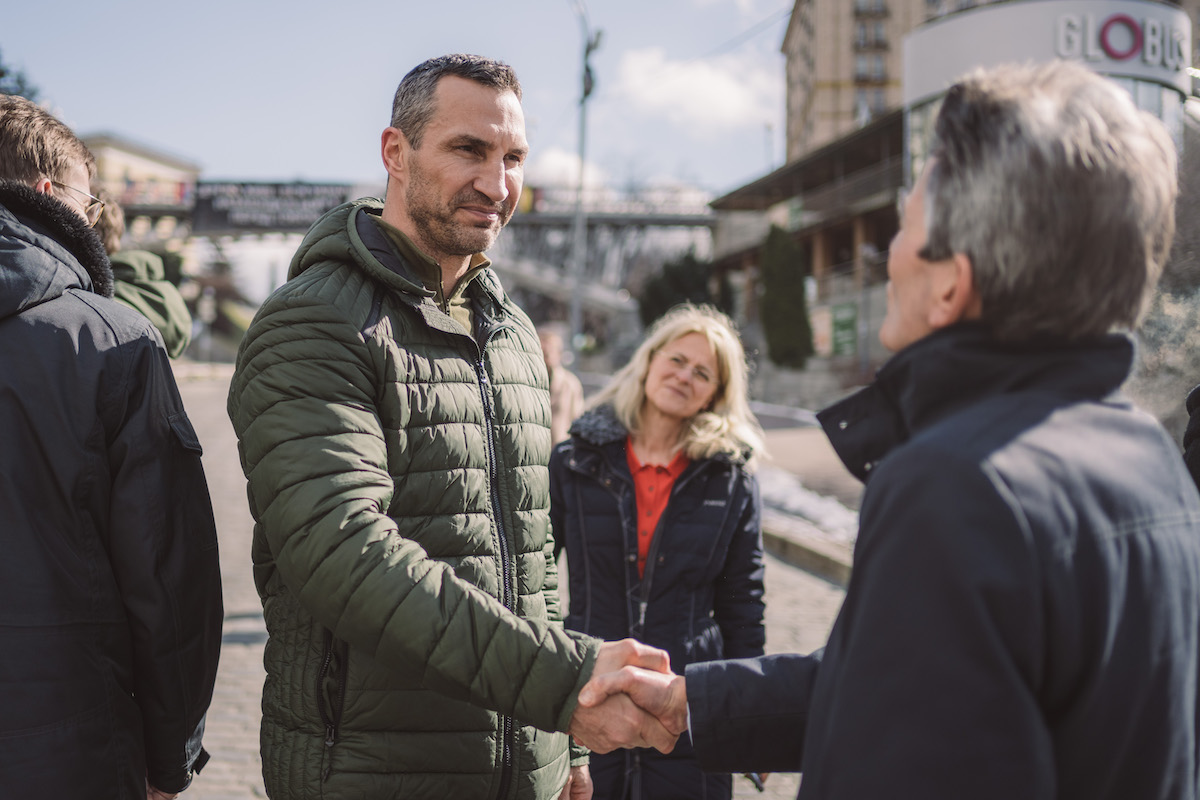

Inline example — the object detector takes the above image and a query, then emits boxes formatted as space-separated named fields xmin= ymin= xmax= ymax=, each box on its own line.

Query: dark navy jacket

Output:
xmin=688 ymin=324 xmax=1200 ymax=800
xmin=0 ymin=182 xmax=223 ymax=797
xmin=550 ymin=405 xmax=765 ymax=799
xmin=1183 ymin=384 xmax=1200 ymax=490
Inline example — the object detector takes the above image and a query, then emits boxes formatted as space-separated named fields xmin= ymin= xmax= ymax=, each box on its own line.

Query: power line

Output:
xmin=702 ymin=6 xmax=793 ymax=58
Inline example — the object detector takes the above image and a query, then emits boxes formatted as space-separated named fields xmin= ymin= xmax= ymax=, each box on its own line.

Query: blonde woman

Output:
xmin=550 ymin=304 xmax=767 ymax=800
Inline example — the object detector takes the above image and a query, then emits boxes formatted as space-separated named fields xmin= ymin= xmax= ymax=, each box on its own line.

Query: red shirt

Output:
xmin=626 ymin=436 xmax=690 ymax=577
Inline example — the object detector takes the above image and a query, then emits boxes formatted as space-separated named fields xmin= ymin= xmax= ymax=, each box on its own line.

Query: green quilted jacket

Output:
xmin=227 ymin=198 xmax=601 ymax=800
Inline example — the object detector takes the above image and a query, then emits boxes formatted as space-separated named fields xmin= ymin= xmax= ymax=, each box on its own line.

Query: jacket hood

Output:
xmin=569 ymin=405 xmax=629 ymax=446
xmin=110 ymin=248 xmax=166 ymax=282
xmin=569 ymin=404 xmax=748 ymax=465
xmin=0 ymin=180 xmax=113 ymax=321
xmin=288 ymin=197 xmax=512 ymax=316
xmin=818 ymin=322 xmax=1135 ymax=481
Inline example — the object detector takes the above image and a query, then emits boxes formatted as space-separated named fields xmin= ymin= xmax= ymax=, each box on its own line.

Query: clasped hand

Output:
xmin=567 ymin=639 xmax=689 ymax=755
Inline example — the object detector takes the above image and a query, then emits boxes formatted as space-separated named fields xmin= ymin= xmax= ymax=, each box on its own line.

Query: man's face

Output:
xmin=540 ymin=332 xmax=564 ymax=370
xmin=879 ymin=161 xmax=942 ymax=352
xmin=400 ymin=76 xmax=528 ymax=262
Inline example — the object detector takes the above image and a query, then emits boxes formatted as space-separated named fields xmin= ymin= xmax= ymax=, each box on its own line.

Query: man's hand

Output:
xmin=146 ymin=784 xmax=178 ymax=800
xmin=557 ymin=764 xmax=593 ymax=800
xmin=591 ymin=638 xmax=671 ymax=678
xmin=577 ymin=665 xmax=688 ymax=738
xmin=568 ymin=688 xmax=679 ymax=754
xmin=568 ymin=639 xmax=677 ymax=754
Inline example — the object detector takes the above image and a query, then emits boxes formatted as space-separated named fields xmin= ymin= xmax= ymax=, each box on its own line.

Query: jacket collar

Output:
xmin=569 ymin=405 xmax=629 ymax=447
xmin=817 ymin=322 xmax=1135 ymax=482
xmin=0 ymin=180 xmax=113 ymax=303
xmin=568 ymin=404 xmax=746 ymax=466
xmin=351 ymin=203 xmax=511 ymax=337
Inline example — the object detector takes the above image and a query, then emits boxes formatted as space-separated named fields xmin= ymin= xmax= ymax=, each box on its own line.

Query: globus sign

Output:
xmin=1056 ymin=12 xmax=1188 ymax=72
xmin=904 ymin=0 xmax=1192 ymax=107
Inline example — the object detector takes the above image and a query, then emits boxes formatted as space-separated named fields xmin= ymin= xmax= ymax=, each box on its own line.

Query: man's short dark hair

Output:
xmin=390 ymin=54 xmax=521 ymax=149
xmin=0 ymin=94 xmax=94 ymax=184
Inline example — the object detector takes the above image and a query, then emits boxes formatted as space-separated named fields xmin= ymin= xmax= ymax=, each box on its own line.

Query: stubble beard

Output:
xmin=406 ymin=162 xmax=514 ymax=259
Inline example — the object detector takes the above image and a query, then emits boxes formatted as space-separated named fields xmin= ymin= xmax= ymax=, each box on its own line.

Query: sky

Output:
xmin=5 ymin=0 xmax=792 ymax=196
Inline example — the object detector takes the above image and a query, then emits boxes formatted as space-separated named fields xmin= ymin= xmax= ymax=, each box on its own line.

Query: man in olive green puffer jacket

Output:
xmin=227 ymin=55 xmax=676 ymax=800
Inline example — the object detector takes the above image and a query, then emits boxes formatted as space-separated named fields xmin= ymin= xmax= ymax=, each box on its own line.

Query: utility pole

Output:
xmin=568 ymin=0 xmax=601 ymax=363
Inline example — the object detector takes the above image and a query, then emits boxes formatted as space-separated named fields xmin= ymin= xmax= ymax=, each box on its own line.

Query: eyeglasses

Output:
xmin=50 ymin=181 xmax=105 ymax=227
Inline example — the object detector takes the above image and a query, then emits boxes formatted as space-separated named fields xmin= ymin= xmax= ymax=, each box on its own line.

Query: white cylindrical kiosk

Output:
xmin=903 ymin=0 xmax=1192 ymax=178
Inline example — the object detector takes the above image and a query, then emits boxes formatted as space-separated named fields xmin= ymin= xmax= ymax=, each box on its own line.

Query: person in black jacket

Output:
xmin=0 ymin=94 xmax=223 ymax=799
xmin=576 ymin=61 xmax=1200 ymax=800
xmin=552 ymin=303 xmax=767 ymax=800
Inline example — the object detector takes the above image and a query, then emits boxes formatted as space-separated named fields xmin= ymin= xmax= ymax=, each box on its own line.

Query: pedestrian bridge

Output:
xmin=489 ymin=184 xmax=716 ymax=318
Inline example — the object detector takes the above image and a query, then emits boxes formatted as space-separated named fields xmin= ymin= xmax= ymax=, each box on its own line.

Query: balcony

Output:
xmin=853 ymin=70 xmax=889 ymax=85
xmin=853 ymin=0 xmax=889 ymax=18
xmin=799 ymin=158 xmax=904 ymax=217
xmin=853 ymin=35 xmax=889 ymax=51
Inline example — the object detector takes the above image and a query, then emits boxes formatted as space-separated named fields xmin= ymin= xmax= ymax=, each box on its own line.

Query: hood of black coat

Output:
xmin=0 ymin=180 xmax=113 ymax=320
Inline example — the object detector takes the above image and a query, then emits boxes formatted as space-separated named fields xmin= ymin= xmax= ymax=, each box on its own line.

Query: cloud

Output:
xmin=526 ymin=146 xmax=610 ymax=188
xmin=611 ymin=47 xmax=782 ymax=134
xmin=689 ymin=0 xmax=771 ymax=17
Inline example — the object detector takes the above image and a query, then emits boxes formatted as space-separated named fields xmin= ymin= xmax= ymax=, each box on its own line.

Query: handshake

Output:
xmin=566 ymin=639 xmax=689 ymax=754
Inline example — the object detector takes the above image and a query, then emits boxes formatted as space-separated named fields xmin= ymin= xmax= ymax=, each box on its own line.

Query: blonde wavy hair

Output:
xmin=588 ymin=304 xmax=765 ymax=467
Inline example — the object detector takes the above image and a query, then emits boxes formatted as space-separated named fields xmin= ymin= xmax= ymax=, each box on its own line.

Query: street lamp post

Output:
xmin=568 ymin=1 xmax=601 ymax=363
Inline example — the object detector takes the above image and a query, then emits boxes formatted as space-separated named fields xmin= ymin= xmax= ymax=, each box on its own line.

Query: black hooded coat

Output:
xmin=0 ymin=181 xmax=222 ymax=797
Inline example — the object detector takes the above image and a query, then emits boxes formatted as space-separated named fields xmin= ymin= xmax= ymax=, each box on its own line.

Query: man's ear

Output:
xmin=927 ymin=252 xmax=982 ymax=330
xmin=380 ymin=126 xmax=410 ymax=182
xmin=30 ymin=177 xmax=54 ymax=196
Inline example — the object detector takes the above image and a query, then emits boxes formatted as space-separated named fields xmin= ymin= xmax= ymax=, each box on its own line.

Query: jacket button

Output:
xmin=838 ymin=420 xmax=849 ymax=430
xmin=627 ymin=554 xmax=637 ymax=563
xmin=863 ymin=461 xmax=874 ymax=472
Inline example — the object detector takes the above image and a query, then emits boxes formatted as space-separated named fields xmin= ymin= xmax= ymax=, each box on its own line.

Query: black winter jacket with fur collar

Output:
xmin=0 ymin=181 xmax=223 ymax=797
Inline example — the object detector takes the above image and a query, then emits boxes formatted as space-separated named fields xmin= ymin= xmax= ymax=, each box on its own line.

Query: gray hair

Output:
xmin=588 ymin=304 xmax=766 ymax=466
xmin=921 ymin=60 xmax=1177 ymax=341
xmin=390 ymin=54 xmax=522 ymax=149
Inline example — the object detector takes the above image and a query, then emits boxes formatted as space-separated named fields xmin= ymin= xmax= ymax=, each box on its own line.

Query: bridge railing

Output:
xmin=518 ymin=184 xmax=714 ymax=217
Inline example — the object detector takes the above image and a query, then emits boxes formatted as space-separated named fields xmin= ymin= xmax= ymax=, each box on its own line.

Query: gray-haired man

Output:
xmin=582 ymin=60 xmax=1200 ymax=800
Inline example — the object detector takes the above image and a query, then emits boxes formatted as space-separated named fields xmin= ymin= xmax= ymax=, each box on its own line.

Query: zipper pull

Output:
xmin=322 ymin=724 xmax=336 ymax=782
xmin=638 ymin=600 xmax=648 ymax=629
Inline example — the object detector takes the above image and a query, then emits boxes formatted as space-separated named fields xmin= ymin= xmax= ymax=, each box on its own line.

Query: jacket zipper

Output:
xmin=475 ymin=349 xmax=517 ymax=800
xmin=634 ymin=464 xmax=705 ymax=638
xmin=316 ymin=630 xmax=349 ymax=782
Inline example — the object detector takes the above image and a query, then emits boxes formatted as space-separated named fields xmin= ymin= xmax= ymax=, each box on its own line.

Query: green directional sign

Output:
xmin=832 ymin=303 xmax=857 ymax=356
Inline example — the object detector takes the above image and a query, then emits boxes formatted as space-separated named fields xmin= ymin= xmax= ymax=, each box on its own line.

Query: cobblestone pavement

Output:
xmin=178 ymin=372 xmax=846 ymax=800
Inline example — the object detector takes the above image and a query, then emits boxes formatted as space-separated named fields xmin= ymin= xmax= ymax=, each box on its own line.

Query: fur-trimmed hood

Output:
xmin=0 ymin=180 xmax=113 ymax=321
xmin=567 ymin=404 xmax=748 ymax=465
xmin=567 ymin=404 xmax=630 ymax=446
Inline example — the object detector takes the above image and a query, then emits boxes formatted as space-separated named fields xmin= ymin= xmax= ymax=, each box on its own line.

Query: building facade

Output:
xmin=720 ymin=0 xmax=1194 ymax=408
xmin=84 ymin=134 xmax=200 ymax=250
xmin=782 ymin=0 xmax=938 ymax=161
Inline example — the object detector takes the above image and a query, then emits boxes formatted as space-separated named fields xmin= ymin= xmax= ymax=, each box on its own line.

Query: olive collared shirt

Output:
xmin=373 ymin=217 xmax=490 ymax=336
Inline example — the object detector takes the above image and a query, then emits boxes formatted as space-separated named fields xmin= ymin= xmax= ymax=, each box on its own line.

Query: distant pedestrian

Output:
xmin=552 ymin=303 xmax=768 ymax=799
xmin=1186 ymin=387 xmax=1200 ymax=488
xmin=0 ymin=94 xmax=222 ymax=799
xmin=579 ymin=60 xmax=1200 ymax=800
xmin=93 ymin=185 xmax=194 ymax=357
xmin=540 ymin=323 xmax=585 ymax=445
